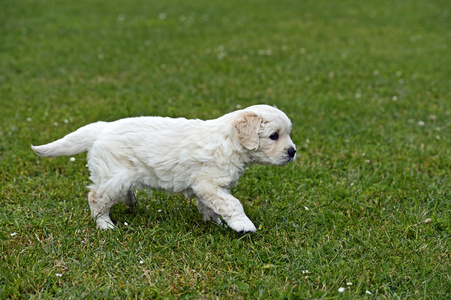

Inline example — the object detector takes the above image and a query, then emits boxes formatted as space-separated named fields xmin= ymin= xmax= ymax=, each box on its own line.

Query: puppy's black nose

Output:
xmin=287 ymin=147 xmax=296 ymax=158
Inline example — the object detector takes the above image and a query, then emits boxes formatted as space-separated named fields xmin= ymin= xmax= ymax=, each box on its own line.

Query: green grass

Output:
xmin=1 ymin=0 xmax=450 ymax=298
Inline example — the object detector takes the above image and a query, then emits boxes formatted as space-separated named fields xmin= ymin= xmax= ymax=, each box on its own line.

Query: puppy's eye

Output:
xmin=269 ymin=132 xmax=279 ymax=141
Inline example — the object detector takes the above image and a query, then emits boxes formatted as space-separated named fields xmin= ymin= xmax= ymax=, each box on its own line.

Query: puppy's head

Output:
xmin=233 ymin=105 xmax=296 ymax=166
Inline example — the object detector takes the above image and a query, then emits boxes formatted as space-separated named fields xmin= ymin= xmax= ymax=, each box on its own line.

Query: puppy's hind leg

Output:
xmin=88 ymin=188 xmax=116 ymax=230
xmin=123 ymin=187 xmax=137 ymax=208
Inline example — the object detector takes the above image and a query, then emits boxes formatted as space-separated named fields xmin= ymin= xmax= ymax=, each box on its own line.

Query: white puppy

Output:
xmin=32 ymin=105 xmax=296 ymax=233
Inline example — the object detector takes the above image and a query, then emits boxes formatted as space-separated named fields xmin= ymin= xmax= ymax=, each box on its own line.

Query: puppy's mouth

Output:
xmin=276 ymin=153 xmax=296 ymax=166
xmin=252 ymin=146 xmax=297 ymax=166
xmin=282 ymin=156 xmax=296 ymax=165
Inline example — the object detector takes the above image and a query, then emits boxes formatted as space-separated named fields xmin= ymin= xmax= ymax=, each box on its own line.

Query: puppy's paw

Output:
xmin=227 ymin=215 xmax=256 ymax=233
xmin=205 ymin=215 xmax=223 ymax=226
xmin=201 ymin=211 xmax=221 ymax=224
xmin=96 ymin=219 xmax=116 ymax=230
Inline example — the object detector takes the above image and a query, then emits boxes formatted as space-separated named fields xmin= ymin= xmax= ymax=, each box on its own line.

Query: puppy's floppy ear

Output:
xmin=233 ymin=112 xmax=262 ymax=150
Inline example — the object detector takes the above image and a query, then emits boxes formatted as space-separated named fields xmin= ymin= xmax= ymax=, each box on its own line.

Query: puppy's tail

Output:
xmin=31 ymin=121 xmax=107 ymax=157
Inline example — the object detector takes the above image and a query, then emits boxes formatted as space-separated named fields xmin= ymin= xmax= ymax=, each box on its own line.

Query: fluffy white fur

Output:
xmin=32 ymin=105 xmax=296 ymax=233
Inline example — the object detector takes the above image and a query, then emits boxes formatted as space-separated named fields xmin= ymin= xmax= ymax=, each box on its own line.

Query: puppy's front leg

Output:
xmin=193 ymin=183 xmax=257 ymax=233
xmin=196 ymin=199 xmax=222 ymax=224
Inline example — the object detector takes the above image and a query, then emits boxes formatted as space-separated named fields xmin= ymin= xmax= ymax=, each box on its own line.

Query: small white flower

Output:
xmin=70 ymin=157 xmax=76 ymax=162
xmin=392 ymin=96 xmax=398 ymax=101
xmin=55 ymin=273 xmax=62 ymax=277
xmin=27 ymin=117 xmax=32 ymax=122
xmin=429 ymin=115 xmax=436 ymax=121
xmin=366 ymin=290 xmax=372 ymax=295
xmin=346 ymin=282 xmax=353 ymax=286
xmin=124 ymin=222 xmax=129 ymax=226
xmin=64 ymin=119 xmax=69 ymax=124
xmin=304 ymin=206 xmax=309 ymax=211
xmin=159 ymin=13 xmax=167 ymax=20
xmin=10 ymin=232 xmax=17 ymax=237
xmin=258 ymin=225 xmax=263 ymax=230
xmin=424 ymin=218 xmax=431 ymax=224
xmin=338 ymin=287 xmax=346 ymax=293
xmin=302 ymin=270 xmax=309 ymax=274
xmin=418 ymin=121 xmax=425 ymax=126
xmin=157 ymin=209 xmax=162 ymax=212
xmin=139 ymin=260 xmax=144 ymax=264
xmin=53 ymin=122 xmax=58 ymax=126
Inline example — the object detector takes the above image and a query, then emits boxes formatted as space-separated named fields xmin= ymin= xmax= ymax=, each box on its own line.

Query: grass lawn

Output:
xmin=1 ymin=0 xmax=450 ymax=298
